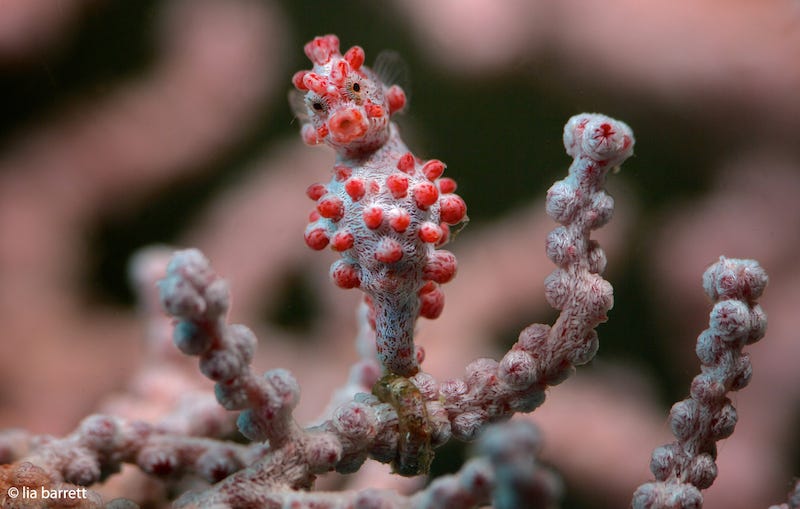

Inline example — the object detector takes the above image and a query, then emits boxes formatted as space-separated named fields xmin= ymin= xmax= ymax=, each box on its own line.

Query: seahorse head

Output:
xmin=291 ymin=35 xmax=407 ymax=156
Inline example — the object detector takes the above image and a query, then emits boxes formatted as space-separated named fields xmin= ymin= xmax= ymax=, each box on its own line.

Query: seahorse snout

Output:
xmin=328 ymin=108 xmax=368 ymax=143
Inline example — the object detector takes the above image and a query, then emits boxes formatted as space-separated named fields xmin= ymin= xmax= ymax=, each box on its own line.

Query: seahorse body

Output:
xmin=292 ymin=35 xmax=466 ymax=376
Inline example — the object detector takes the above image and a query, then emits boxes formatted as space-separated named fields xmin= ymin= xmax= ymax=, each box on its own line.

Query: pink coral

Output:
xmin=1 ymin=15 xmax=794 ymax=507
xmin=154 ymin=246 xmax=558 ymax=507
xmin=633 ymin=257 xmax=769 ymax=508
xmin=150 ymin=97 xmax=636 ymax=502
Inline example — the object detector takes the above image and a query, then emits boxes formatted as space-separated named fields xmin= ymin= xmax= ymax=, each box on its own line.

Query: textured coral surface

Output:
xmin=1 ymin=2 xmax=799 ymax=508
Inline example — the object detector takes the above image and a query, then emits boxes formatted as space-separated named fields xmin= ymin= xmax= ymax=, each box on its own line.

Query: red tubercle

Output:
xmin=437 ymin=223 xmax=450 ymax=246
xmin=374 ymin=237 xmax=403 ymax=263
xmin=345 ymin=177 xmax=366 ymax=201
xmin=330 ymin=230 xmax=354 ymax=251
xmin=413 ymin=182 xmax=439 ymax=209
xmin=418 ymin=283 xmax=444 ymax=319
xmin=317 ymin=195 xmax=344 ymax=221
xmin=397 ymin=152 xmax=415 ymax=173
xmin=363 ymin=205 xmax=384 ymax=229
xmin=388 ymin=208 xmax=411 ymax=233
xmin=344 ymin=46 xmax=365 ymax=70
xmin=419 ymin=281 xmax=436 ymax=294
xmin=301 ymin=124 xmax=322 ymax=145
xmin=423 ymin=250 xmax=457 ymax=284
xmin=304 ymin=225 xmax=329 ymax=250
xmin=316 ymin=124 xmax=329 ymax=139
xmin=334 ymin=165 xmax=352 ymax=181
xmin=386 ymin=85 xmax=406 ymax=115
xmin=437 ymin=177 xmax=457 ymax=194
xmin=292 ymin=70 xmax=308 ymax=91
xmin=386 ymin=173 xmax=409 ymax=198
xmin=308 ymin=210 xmax=321 ymax=222
xmin=302 ymin=72 xmax=329 ymax=96
xmin=331 ymin=260 xmax=360 ymax=289
xmin=329 ymin=109 xmax=367 ymax=143
xmin=304 ymin=34 xmax=340 ymax=65
xmin=422 ymin=160 xmax=445 ymax=181
xmin=330 ymin=60 xmax=349 ymax=87
xmin=418 ymin=222 xmax=443 ymax=244
xmin=365 ymin=103 xmax=384 ymax=118
xmin=306 ymin=183 xmax=327 ymax=201
xmin=439 ymin=194 xmax=467 ymax=224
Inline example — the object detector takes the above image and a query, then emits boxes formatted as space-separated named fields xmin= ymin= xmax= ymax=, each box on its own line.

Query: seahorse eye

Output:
xmin=312 ymin=102 xmax=324 ymax=111
xmin=352 ymin=82 xmax=360 ymax=92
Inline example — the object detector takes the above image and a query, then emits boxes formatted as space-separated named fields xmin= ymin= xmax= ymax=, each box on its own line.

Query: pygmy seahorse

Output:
xmin=291 ymin=34 xmax=467 ymax=377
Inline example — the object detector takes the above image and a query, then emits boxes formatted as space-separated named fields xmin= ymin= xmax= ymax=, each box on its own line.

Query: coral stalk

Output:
xmin=158 ymin=249 xmax=304 ymax=447
xmin=156 ymin=57 xmax=637 ymax=498
xmin=632 ymin=257 xmax=769 ymax=509
xmin=426 ymin=113 xmax=635 ymax=440
xmin=156 ymin=248 xmax=560 ymax=507
xmin=769 ymin=481 xmax=800 ymax=509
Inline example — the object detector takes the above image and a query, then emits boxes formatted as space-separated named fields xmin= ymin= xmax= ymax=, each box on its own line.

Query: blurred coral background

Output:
xmin=1 ymin=1 xmax=798 ymax=508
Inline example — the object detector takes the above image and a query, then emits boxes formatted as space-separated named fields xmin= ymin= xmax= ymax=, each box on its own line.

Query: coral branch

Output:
xmin=154 ymin=71 xmax=636 ymax=500
xmin=3 ymin=14 xmax=796 ymax=509
xmin=422 ymin=113 xmax=635 ymax=440
xmin=632 ymin=257 xmax=769 ymax=509
xmin=769 ymin=480 xmax=800 ymax=509
xmin=155 ymin=238 xmax=571 ymax=505
xmin=0 ymin=413 xmax=261 ymax=508
xmin=292 ymin=35 xmax=636 ymax=476
xmin=174 ymin=420 xmax=550 ymax=509
xmin=158 ymin=249 xmax=304 ymax=447
xmin=474 ymin=420 xmax=561 ymax=509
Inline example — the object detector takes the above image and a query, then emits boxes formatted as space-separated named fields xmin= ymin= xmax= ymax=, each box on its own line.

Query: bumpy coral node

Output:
xmin=702 ymin=256 xmax=768 ymax=302
xmin=563 ymin=113 xmax=634 ymax=166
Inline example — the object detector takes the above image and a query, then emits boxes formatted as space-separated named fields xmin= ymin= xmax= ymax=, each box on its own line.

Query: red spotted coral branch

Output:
xmin=632 ymin=257 xmax=769 ymax=509
xmin=293 ymin=34 xmax=466 ymax=377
